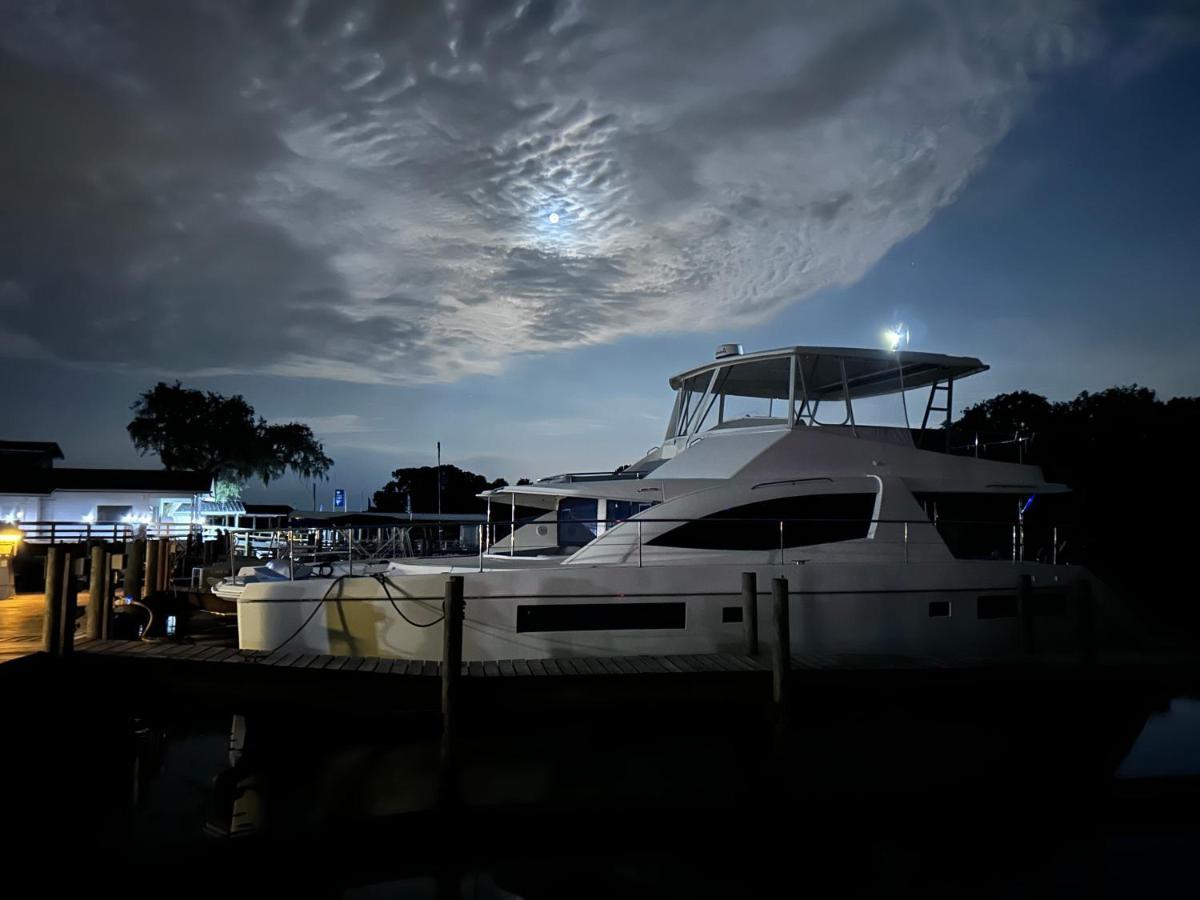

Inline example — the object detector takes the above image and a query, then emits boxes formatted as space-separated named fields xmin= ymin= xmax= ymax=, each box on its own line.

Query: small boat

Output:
xmin=212 ymin=558 xmax=390 ymax=602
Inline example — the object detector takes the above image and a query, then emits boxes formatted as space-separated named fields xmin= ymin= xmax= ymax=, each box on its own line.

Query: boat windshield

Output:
xmin=666 ymin=356 xmax=792 ymax=439
xmin=664 ymin=347 xmax=988 ymax=445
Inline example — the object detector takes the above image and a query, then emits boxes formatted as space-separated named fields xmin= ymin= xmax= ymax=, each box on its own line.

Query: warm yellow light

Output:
xmin=0 ymin=526 xmax=22 ymax=557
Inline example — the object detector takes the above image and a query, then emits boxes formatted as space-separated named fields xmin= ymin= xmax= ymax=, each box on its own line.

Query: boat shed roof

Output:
xmin=669 ymin=346 xmax=988 ymax=400
xmin=288 ymin=511 xmax=486 ymax=527
xmin=0 ymin=440 xmax=65 ymax=462
xmin=0 ymin=468 xmax=213 ymax=496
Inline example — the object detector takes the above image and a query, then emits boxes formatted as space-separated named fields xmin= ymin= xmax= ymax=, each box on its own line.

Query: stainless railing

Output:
xmin=467 ymin=514 xmax=1068 ymax=571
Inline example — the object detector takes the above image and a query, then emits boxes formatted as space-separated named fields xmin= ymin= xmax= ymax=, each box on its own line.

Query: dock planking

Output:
xmin=70 ymin=637 xmax=787 ymax=680
xmin=57 ymin=636 xmax=1200 ymax=717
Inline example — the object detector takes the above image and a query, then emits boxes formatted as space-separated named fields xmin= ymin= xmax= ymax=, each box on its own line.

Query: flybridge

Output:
xmin=665 ymin=345 xmax=989 ymax=442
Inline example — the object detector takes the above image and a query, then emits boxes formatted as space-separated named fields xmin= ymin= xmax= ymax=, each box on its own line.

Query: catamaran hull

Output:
xmin=236 ymin=561 xmax=1106 ymax=662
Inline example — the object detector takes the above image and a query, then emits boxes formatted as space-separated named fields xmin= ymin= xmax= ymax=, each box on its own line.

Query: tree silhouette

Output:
xmin=372 ymin=465 xmax=506 ymax=514
xmin=128 ymin=382 xmax=332 ymax=493
xmin=950 ymin=384 xmax=1199 ymax=624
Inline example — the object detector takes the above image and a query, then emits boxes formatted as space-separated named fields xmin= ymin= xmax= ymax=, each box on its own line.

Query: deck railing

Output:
xmin=11 ymin=521 xmax=206 ymax=544
xmin=467 ymin=514 xmax=1067 ymax=570
xmin=9 ymin=514 xmax=1070 ymax=587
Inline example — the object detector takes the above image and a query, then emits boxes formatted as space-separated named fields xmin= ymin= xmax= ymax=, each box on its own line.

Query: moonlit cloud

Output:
xmin=0 ymin=0 xmax=1097 ymax=385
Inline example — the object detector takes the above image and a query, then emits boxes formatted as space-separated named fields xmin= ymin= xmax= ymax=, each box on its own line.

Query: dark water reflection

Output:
xmin=4 ymin=670 xmax=1199 ymax=897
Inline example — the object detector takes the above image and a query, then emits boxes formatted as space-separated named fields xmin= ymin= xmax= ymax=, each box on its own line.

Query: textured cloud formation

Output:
xmin=0 ymin=0 xmax=1093 ymax=384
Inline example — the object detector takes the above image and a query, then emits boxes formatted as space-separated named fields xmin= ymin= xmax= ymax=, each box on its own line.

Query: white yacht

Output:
xmin=237 ymin=344 xmax=1110 ymax=661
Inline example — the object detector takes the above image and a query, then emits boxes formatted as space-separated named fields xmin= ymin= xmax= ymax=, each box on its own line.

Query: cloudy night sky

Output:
xmin=2 ymin=1 xmax=1198 ymax=508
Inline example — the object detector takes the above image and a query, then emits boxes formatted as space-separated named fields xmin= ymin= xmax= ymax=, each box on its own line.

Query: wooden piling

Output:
xmin=86 ymin=543 xmax=107 ymax=640
xmin=156 ymin=537 xmax=170 ymax=591
xmin=58 ymin=550 xmax=77 ymax=656
xmin=1017 ymin=573 xmax=1035 ymax=654
xmin=101 ymin=551 xmax=113 ymax=640
xmin=742 ymin=571 xmax=759 ymax=656
xmin=124 ymin=539 xmax=145 ymax=603
xmin=771 ymin=576 xmax=790 ymax=713
xmin=439 ymin=575 xmax=465 ymax=809
xmin=144 ymin=539 xmax=160 ymax=599
xmin=1076 ymin=577 xmax=1096 ymax=667
xmin=42 ymin=546 xmax=63 ymax=655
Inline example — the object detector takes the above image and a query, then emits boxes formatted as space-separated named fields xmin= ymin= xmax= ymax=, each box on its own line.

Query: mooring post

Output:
xmin=42 ymin=546 xmax=63 ymax=655
xmin=158 ymin=537 xmax=170 ymax=591
xmin=771 ymin=576 xmax=791 ymax=714
xmin=86 ymin=543 xmax=107 ymax=640
xmin=1017 ymin=573 xmax=1035 ymax=655
xmin=144 ymin=539 xmax=160 ymax=600
xmin=1076 ymin=577 xmax=1096 ymax=668
xmin=440 ymin=575 xmax=465 ymax=810
xmin=58 ymin=550 xmax=77 ymax=656
xmin=742 ymin=571 xmax=759 ymax=656
xmin=124 ymin=539 xmax=145 ymax=605
xmin=101 ymin=551 xmax=114 ymax=640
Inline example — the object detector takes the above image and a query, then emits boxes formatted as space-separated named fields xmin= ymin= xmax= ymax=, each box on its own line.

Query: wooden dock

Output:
xmin=8 ymin=571 xmax=1199 ymax=722
xmin=41 ymin=635 xmax=1196 ymax=721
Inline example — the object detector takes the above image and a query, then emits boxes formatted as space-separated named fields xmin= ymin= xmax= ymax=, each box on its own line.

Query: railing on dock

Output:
xmin=12 ymin=520 xmax=204 ymax=544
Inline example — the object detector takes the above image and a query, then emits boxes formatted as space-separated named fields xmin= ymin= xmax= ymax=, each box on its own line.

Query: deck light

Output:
xmin=884 ymin=324 xmax=910 ymax=352
xmin=0 ymin=526 xmax=23 ymax=557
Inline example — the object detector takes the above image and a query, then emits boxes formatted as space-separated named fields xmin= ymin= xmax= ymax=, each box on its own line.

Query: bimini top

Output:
xmin=669 ymin=346 xmax=988 ymax=401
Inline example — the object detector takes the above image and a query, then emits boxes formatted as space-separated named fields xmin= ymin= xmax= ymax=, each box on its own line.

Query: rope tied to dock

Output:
xmin=250 ymin=575 xmax=353 ymax=659
xmin=372 ymin=573 xmax=446 ymax=629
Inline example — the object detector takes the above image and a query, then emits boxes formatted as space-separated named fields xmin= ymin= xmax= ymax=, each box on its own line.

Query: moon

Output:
xmin=548 ymin=212 xmax=560 ymax=224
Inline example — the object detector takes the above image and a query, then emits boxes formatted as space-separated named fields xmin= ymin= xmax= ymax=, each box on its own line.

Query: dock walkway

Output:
xmin=46 ymin=637 xmax=1199 ymax=719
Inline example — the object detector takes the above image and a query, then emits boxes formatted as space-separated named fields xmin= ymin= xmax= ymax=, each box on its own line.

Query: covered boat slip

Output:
xmin=665 ymin=345 xmax=987 ymax=442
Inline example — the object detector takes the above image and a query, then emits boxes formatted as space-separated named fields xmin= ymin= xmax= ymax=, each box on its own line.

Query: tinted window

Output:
xmin=606 ymin=500 xmax=653 ymax=524
xmin=648 ymin=493 xmax=876 ymax=551
xmin=558 ymin=497 xmax=599 ymax=546
xmin=516 ymin=602 xmax=685 ymax=633
xmin=96 ymin=505 xmax=133 ymax=522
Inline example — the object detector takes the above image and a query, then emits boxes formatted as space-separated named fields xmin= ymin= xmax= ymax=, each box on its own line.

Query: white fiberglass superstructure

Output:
xmin=238 ymin=344 xmax=1109 ymax=661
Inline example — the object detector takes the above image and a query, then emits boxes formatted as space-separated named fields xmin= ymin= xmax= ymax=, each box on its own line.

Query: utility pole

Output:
xmin=436 ymin=441 xmax=443 ymax=554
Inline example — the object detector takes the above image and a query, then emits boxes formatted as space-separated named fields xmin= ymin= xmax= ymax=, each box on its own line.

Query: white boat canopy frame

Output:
xmin=665 ymin=346 xmax=989 ymax=440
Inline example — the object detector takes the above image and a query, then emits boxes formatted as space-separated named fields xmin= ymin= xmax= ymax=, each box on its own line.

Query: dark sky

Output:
xmin=2 ymin=1 xmax=1199 ymax=508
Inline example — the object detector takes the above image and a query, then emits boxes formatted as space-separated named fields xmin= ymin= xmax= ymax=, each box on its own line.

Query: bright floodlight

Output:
xmin=548 ymin=212 xmax=560 ymax=224
xmin=884 ymin=324 xmax=909 ymax=351
xmin=0 ymin=526 xmax=22 ymax=557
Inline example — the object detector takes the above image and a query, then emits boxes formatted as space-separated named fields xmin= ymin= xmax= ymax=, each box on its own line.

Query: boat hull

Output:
xmin=236 ymin=561 xmax=1108 ymax=662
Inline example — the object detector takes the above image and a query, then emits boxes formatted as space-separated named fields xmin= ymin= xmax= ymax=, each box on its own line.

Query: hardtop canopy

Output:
xmin=669 ymin=346 xmax=988 ymax=401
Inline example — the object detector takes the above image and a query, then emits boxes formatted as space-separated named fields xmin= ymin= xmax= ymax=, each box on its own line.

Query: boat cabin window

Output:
xmin=558 ymin=497 xmax=599 ymax=547
xmin=648 ymin=493 xmax=876 ymax=551
xmin=605 ymin=500 xmax=654 ymax=525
